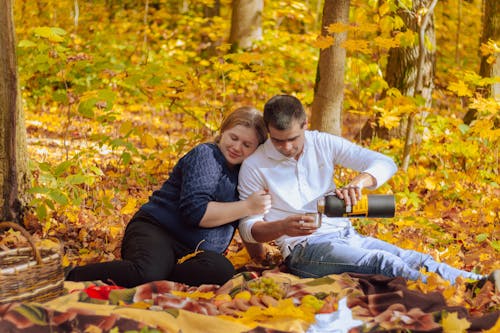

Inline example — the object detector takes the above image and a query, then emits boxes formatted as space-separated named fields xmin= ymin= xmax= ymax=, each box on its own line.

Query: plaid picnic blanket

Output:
xmin=1 ymin=271 xmax=498 ymax=332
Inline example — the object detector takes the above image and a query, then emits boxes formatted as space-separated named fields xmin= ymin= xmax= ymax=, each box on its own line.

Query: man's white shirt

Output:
xmin=238 ymin=130 xmax=397 ymax=258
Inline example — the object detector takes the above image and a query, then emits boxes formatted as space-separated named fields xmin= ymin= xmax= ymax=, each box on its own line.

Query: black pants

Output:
xmin=66 ymin=210 xmax=235 ymax=288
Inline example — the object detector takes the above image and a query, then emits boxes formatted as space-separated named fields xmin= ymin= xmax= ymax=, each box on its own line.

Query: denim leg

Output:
xmin=353 ymin=235 xmax=484 ymax=282
xmin=286 ymin=233 xmax=484 ymax=284
xmin=285 ymin=238 xmax=423 ymax=280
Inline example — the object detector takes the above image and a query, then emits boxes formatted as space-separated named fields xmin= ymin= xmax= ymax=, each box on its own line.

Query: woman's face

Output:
xmin=218 ymin=125 xmax=260 ymax=167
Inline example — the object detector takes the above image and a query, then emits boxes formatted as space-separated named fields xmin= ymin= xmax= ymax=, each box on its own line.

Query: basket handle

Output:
xmin=0 ymin=221 xmax=43 ymax=265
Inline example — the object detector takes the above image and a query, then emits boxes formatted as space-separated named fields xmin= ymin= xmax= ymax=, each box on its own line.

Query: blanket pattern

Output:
xmin=1 ymin=271 xmax=498 ymax=333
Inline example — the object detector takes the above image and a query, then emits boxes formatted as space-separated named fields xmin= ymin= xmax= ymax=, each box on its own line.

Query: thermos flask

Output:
xmin=318 ymin=194 xmax=395 ymax=218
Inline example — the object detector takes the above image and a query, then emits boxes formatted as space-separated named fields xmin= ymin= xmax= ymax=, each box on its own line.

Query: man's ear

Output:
xmin=302 ymin=118 xmax=308 ymax=129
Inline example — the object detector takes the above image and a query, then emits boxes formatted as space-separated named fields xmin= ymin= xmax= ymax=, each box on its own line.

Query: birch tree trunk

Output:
xmin=0 ymin=0 xmax=29 ymax=223
xmin=310 ymin=0 xmax=350 ymax=136
xmin=229 ymin=0 xmax=263 ymax=51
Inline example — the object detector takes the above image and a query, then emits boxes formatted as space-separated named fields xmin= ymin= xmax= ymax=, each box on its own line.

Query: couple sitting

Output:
xmin=67 ymin=94 xmax=498 ymax=291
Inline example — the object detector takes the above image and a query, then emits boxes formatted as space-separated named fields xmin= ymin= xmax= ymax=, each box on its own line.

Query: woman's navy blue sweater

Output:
xmin=140 ymin=143 xmax=240 ymax=253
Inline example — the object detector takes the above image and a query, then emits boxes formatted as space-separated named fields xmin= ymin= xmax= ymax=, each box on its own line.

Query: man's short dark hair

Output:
xmin=263 ymin=95 xmax=306 ymax=130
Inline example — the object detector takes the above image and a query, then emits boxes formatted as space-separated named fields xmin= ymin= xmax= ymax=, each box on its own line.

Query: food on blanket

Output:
xmin=300 ymin=294 xmax=325 ymax=311
xmin=214 ymin=294 xmax=232 ymax=304
xmin=234 ymin=290 xmax=252 ymax=301
xmin=234 ymin=298 xmax=251 ymax=311
xmin=260 ymin=295 xmax=279 ymax=307
xmin=249 ymin=295 xmax=266 ymax=307
xmin=218 ymin=301 xmax=239 ymax=316
xmin=245 ymin=276 xmax=289 ymax=299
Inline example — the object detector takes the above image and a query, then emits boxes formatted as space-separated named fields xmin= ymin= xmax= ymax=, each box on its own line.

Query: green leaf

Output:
xmin=18 ymin=39 xmax=37 ymax=48
xmin=78 ymin=98 xmax=97 ymax=118
xmin=38 ymin=162 xmax=52 ymax=172
xmin=491 ymin=240 xmax=500 ymax=252
xmin=122 ymin=152 xmax=132 ymax=165
xmin=28 ymin=186 xmax=50 ymax=194
xmin=475 ymin=233 xmax=488 ymax=242
xmin=36 ymin=203 xmax=47 ymax=220
xmin=48 ymin=189 xmax=69 ymax=205
xmin=54 ymin=160 xmax=73 ymax=177
xmin=67 ymin=173 xmax=94 ymax=185
xmin=33 ymin=27 xmax=66 ymax=42
xmin=458 ymin=124 xmax=469 ymax=134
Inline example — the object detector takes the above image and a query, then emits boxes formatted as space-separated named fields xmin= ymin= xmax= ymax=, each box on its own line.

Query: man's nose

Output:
xmin=283 ymin=141 xmax=293 ymax=151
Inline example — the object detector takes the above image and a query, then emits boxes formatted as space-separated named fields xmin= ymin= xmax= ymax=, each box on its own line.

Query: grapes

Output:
xmin=245 ymin=277 xmax=288 ymax=299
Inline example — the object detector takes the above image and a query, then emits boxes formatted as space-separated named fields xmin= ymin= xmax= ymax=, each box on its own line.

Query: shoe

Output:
xmin=487 ymin=269 xmax=500 ymax=291
xmin=63 ymin=264 xmax=75 ymax=279
xmin=467 ymin=269 xmax=499 ymax=292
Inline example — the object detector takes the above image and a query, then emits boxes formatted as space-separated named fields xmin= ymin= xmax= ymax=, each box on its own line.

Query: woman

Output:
xmin=66 ymin=106 xmax=270 ymax=288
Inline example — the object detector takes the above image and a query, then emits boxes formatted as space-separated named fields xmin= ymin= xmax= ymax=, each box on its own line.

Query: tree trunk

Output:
xmin=463 ymin=0 xmax=499 ymax=124
xmin=362 ymin=0 xmax=436 ymax=140
xmin=401 ymin=0 xmax=438 ymax=172
xmin=479 ymin=0 xmax=499 ymax=99
xmin=229 ymin=0 xmax=263 ymax=51
xmin=201 ymin=0 xmax=221 ymax=58
xmin=310 ymin=0 xmax=350 ymax=136
xmin=0 ymin=0 xmax=29 ymax=223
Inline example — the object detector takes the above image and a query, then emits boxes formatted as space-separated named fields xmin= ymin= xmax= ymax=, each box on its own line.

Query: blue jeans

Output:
xmin=285 ymin=228 xmax=483 ymax=284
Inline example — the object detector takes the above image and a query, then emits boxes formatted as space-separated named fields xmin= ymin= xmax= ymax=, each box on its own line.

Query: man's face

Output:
xmin=268 ymin=120 xmax=306 ymax=160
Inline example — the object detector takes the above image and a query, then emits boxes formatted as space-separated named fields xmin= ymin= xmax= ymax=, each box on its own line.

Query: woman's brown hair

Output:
xmin=215 ymin=106 xmax=267 ymax=145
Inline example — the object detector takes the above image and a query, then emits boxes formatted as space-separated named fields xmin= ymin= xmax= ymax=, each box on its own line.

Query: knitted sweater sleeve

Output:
xmin=178 ymin=145 xmax=222 ymax=226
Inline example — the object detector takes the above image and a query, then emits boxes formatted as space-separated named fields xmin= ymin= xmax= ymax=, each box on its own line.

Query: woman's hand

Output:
xmin=245 ymin=190 xmax=272 ymax=215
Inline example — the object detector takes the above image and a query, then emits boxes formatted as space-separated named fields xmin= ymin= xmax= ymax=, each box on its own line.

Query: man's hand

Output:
xmin=335 ymin=172 xmax=376 ymax=207
xmin=281 ymin=214 xmax=318 ymax=237
xmin=335 ymin=185 xmax=362 ymax=207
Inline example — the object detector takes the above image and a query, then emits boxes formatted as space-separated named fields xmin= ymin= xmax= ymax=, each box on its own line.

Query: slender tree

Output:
xmin=462 ymin=0 xmax=498 ymax=125
xmin=479 ymin=0 xmax=499 ymax=100
xmin=362 ymin=0 xmax=436 ymax=140
xmin=229 ymin=0 xmax=263 ymax=51
xmin=0 ymin=0 xmax=29 ymax=223
xmin=310 ymin=0 xmax=350 ymax=136
xmin=401 ymin=0 xmax=438 ymax=171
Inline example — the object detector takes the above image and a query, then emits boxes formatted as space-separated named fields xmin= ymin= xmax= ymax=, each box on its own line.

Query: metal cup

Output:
xmin=306 ymin=212 xmax=322 ymax=228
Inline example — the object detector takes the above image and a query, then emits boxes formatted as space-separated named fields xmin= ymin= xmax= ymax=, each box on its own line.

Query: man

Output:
xmin=238 ymin=94 xmax=498 ymax=288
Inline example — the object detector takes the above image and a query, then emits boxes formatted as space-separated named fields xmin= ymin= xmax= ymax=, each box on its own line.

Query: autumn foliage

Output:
xmin=4 ymin=0 xmax=498 ymax=321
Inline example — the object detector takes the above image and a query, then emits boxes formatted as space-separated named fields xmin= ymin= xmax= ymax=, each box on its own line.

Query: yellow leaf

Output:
xmin=127 ymin=301 xmax=152 ymax=309
xmin=448 ymin=80 xmax=472 ymax=97
xmin=61 ymin=254 xmax=70 ymax=267
xmin=143 ymin=133 xmax=157 ymax=149
xmin=442 ymin=312 xmax=471 ymax=333
xmin=424 ymin=178 xmax=437 ymax=191
xmin=119 ymin=121 xmax=133 ymax=136
xmin=379 ymin=2 xmax=391 ymax=16
xmin=374 ymin=36 xmax=400 ymax=50
xmin=84 ymin=325 xmax=103 ymax=333
xmin=326 ymin=22 xmax=350 ymax=34
xmin=109 ymin=226 xmax=122 ymax=239
xmin=120 ymin=198 xmax=137 ymax=215
xmin=37 ymin=238 xmax=60 ymax=249
xmin=342 ymin=39 xmax=371 ymax=54
xmin=177 ymin=250 xmax=203 ymax=264
xmin=171 ymin=290 xmax=214 ymax=300
xmin=311 ymin=35 xmax=334 ymax=49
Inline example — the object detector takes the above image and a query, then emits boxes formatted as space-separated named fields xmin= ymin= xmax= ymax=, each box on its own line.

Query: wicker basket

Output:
xmin=0 ymin=221 xmax=64 ymax=304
